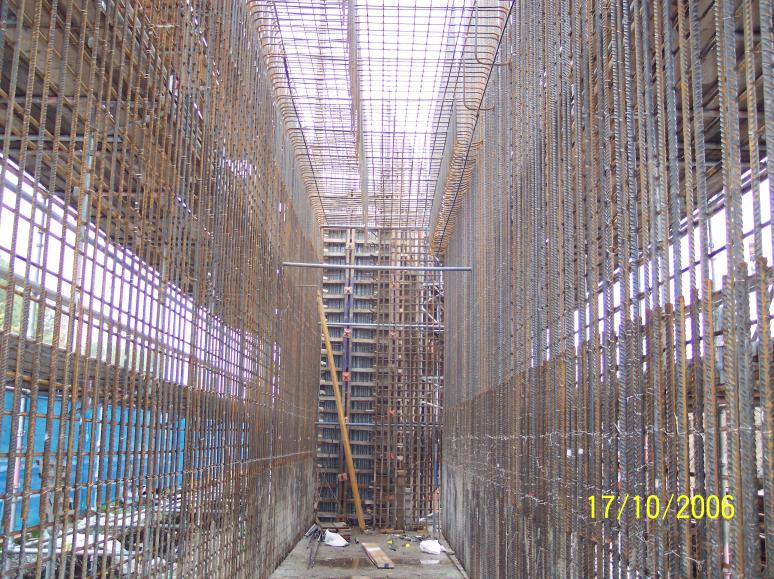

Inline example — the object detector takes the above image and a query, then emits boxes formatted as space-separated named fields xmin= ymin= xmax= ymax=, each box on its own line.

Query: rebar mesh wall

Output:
xmin=0 ymin=0 xmax=321 ymax=577
xmin=442 ymin=0 xmax=774 ymax=576
xmin=373 ymin=230 xmax=442 ymax=530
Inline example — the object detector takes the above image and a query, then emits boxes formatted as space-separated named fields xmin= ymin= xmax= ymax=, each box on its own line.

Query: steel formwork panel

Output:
xmin=315 ymin=227 xmax=442 ymax=530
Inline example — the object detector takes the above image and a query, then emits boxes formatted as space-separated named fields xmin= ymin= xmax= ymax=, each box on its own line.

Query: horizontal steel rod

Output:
xmin=283 ymin=261 xmax=470 ymax=271
xmin=315 ymin=422 xmax=440 ymax=427
xmin=325 ymin=322 xmax=444 ymax=330
xmin=321 ymin=224 xmax=429 ymax=230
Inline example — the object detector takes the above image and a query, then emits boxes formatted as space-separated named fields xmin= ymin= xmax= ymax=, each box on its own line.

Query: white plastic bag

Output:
xmin=323 ymin=531 xmax=348 ymax=547
xmin=419 ymin=539 xmax=446 ymax=555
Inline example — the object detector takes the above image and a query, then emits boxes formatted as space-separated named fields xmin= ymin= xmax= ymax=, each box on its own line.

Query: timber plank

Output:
xmin=361 ymin=542 xmax=395 ymax=569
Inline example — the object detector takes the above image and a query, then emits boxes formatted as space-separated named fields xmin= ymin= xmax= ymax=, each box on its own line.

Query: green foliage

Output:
xmin=0 ymin=256 xmax=24 ymax=335
xmin=0 ymin=255 xmax=57 ymax=344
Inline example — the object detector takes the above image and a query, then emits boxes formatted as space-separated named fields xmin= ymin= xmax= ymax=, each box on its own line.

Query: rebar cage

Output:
xmin=3 ymin=0 xmax=774 ymax=576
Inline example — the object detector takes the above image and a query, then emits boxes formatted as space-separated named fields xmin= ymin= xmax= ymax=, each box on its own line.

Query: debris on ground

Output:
xmin=322 ymin=531 xmax=348 ymax=547
xmin=419 ymin=539 xmax=447 ymax=555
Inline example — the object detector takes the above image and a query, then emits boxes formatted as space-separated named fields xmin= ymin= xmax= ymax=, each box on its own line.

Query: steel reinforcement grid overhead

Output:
xmin=268 ymin=0 xmax=507 ymax=229
xmin=0 ymin=0 xmax=322 ymax=577
xmin=442 ymin=0 xmax=774 ymax=577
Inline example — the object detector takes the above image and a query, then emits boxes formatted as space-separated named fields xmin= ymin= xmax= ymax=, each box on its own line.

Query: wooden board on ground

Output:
xmin=361 ymin=542 xmax=395 ymax=569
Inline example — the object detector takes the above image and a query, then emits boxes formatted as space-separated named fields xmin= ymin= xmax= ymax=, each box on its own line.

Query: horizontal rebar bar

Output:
xmin=284 ymin=262 xmax=470 ymax=272
xmin=325 ymin=322 xmax=443 ymax=330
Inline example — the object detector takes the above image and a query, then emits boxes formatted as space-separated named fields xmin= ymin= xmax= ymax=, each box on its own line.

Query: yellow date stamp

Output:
xmin=588 ymin=494 xmax=735 ymax=520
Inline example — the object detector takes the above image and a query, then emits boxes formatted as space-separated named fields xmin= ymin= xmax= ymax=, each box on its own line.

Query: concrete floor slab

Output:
xmin=271 ymin=530 xmax=466 ymax=578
